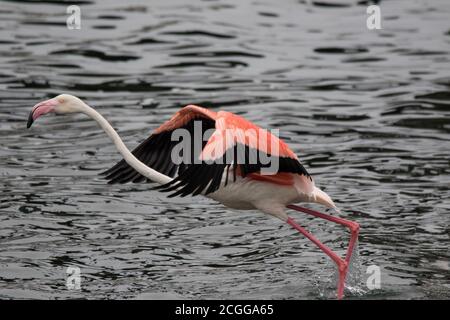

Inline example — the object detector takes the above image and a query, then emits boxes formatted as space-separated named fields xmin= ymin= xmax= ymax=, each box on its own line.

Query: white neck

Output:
xmin=80 ymin=102 xmax=173 ymax=185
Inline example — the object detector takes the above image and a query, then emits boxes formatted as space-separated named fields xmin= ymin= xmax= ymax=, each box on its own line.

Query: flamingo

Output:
xmin=27 ymin=94 xmax=359 ymax=299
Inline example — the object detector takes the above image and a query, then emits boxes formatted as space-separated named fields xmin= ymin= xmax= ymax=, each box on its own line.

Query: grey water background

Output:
xmin=0 ymin=0 xmax=449 ymax=299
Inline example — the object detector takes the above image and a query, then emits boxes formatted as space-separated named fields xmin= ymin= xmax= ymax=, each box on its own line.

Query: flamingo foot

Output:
xmin=286 ymin=205 xmax=360 ymax=299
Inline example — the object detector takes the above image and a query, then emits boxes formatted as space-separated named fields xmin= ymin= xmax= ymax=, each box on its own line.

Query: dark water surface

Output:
xmin=0 ymin=0 xmax=449 ymax=299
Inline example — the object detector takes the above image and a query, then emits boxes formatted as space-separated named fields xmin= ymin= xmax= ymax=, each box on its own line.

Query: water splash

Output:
xmin=314 ymin=240 xmax=366 ymax=299
xmin=343 ymin=240 xmax=367 ymax=296
xmin=314 ymin=271 xmax=337 ymax=299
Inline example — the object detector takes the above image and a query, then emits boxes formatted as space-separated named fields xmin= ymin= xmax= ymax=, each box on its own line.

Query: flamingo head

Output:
xmin=27 ymin=94 xmax=84 ymax=128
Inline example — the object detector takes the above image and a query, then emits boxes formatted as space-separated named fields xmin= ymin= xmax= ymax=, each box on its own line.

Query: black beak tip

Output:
xmin=27 ymin=111 xmax=34 ymax=129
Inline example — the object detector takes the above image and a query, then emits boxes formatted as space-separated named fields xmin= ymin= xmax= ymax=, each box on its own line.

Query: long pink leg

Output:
xmin=286 ymin=204 xmax=360 ymax=299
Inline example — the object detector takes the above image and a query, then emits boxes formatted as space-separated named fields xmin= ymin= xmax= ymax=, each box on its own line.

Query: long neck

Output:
xmin=80 ymin=103 xmax=172 ymax=185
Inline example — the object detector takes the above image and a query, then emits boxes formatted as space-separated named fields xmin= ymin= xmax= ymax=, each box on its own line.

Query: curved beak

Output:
xmin=26 ymin=110 xmax=35 ymax=128
xmin=27 ymin=98 xmax=58 ymax=129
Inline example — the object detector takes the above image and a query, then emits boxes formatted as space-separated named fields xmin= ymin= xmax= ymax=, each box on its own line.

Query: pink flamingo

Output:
xmin=27 ymin=94 xmax=359 ymax=299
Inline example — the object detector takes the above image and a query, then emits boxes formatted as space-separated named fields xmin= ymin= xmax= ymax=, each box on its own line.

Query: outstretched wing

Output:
xmin=156 ymin=111 xmax=311 ymax=197
xmin=101 ymin=105 xmax=217 ymax=184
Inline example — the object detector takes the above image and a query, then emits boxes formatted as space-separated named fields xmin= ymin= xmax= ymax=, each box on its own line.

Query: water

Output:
xmin=0 ymin=0 xmax=449 ymax=299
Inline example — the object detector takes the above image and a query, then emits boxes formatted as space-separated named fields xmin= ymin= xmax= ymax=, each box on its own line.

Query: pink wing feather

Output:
xmin=200 ymin=111 xmax=298 ymax=162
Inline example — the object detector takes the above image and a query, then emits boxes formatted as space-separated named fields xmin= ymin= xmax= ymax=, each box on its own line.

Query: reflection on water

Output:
xmin=0 ymin=0 xmax=449 ymax=299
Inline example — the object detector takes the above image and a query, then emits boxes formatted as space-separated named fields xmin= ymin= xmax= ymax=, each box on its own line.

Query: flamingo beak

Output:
xmin=27 ymin=98 xmax=58 ymax=128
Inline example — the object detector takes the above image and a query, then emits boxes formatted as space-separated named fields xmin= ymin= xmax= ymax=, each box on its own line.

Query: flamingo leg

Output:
xmin=286 ymin=204 xmax=360 ymax=299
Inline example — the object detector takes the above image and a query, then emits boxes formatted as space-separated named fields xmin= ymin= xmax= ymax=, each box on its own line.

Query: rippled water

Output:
xmin=0 ymin=0 xmax=449 ymax=299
